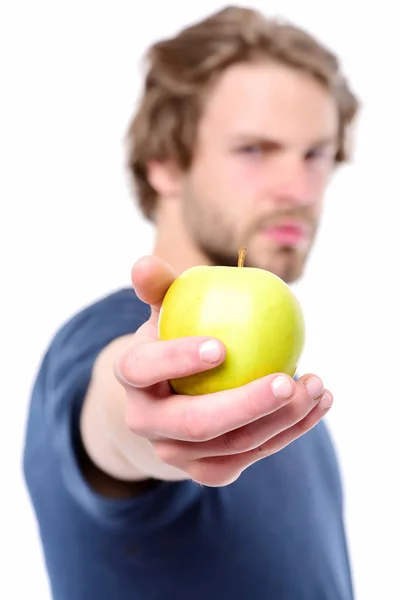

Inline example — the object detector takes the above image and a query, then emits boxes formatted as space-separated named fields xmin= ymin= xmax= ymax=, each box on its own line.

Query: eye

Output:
xmin=305 ymin=147 xmax=334 ymax=163
xmin=305 ymin=148 xmax=322 ymax=161
xmin=237 ymin=144 xmax=264 ymax=155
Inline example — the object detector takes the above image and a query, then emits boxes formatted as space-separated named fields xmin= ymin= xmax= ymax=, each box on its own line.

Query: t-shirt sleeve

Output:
xmin=23 ymin=288 xmax=199 ymax=535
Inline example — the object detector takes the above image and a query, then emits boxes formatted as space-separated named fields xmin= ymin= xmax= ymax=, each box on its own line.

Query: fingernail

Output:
xmin=114 ymin=361 xmax=130 ymax=386
xmin=199 ymin=340 xmax=222 ymax=363
xmin=319 ymin=391 xmax=333 ymax=410
xmin=304 ymin=376 xmax=324 ymax=399
xmin=271 ymin=375 xmax=293 ymax=399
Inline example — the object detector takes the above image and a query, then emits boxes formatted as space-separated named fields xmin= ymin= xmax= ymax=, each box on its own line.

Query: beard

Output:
xmin=181 ymin=188 xmax=317 ymax=283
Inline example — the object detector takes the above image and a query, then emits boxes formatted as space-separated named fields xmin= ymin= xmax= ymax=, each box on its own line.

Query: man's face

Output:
xmin=180 ymin=61 xmax=339 ymax=283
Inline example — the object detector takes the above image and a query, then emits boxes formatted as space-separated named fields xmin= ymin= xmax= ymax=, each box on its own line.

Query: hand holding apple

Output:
xmin=113 ymin=255 xmax=331 ymax=488
xmin=158 ymin=248 xmax=305 ymax=395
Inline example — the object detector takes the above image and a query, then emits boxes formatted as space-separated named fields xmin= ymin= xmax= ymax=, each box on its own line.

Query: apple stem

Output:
xmin=238 ymin=247 xmax=247 ymax=268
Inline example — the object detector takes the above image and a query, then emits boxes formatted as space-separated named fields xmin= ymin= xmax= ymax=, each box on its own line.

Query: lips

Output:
xmin=261 ymin=221 xmax=310 ymax=246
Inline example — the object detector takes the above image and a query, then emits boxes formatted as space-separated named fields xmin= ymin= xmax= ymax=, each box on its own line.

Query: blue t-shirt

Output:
xmin=23 ymin=288 xmax=354 ymax=600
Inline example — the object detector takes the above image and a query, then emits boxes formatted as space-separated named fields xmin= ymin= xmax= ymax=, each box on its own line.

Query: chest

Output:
xmin=129 ymin=425 xmax=351 ymax=599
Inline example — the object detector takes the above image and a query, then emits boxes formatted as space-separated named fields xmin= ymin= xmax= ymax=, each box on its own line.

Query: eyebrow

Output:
xmin=228 ymin=134 xmax=338 ymax=149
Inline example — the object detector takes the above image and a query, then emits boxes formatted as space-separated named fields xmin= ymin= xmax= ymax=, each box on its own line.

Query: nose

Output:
xmin=267 ymin=157 xmax=314 ymax=207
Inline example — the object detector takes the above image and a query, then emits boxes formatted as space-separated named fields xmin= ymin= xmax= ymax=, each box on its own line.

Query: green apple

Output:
xmin=158 ymin=248 xmax=305 ymax=395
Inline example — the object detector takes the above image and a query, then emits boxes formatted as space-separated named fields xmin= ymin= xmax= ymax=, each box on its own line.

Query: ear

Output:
xmin=147 ymin=159 xmax=182 ymax=197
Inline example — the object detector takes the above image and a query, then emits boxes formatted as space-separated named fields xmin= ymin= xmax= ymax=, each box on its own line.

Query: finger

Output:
xmin=131 ymin=255 xmax=177 ymax=321
xmin=214 ymin=374 xmax=325 ymax=455
xmin=152 ymin=375 xmax=325 ymax=462
xmin=184 ymin=390 xmax=333 ymax=487
xmin=126 ymin=373 xmax=314 ymax=442
xmin=247 ymin=389 xmax=333 ymax=461
xmin=116 ymin=336 xmax=226 ymax=388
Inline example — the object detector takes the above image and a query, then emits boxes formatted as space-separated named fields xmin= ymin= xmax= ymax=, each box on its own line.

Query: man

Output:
xmin=23 ymin=6 xmax=359 ymax=600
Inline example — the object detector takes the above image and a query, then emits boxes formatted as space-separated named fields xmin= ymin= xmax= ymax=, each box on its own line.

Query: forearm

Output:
xmin=80 ymin=334 xmax=188 ymax=487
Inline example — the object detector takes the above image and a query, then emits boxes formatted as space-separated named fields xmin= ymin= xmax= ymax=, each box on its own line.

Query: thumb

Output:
xmin=131 ymin=255 xmax=177 ymax=322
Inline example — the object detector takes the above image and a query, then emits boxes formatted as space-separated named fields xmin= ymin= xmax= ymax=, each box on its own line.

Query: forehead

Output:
xmin=200 ymin=62 xmax=339 ymax=143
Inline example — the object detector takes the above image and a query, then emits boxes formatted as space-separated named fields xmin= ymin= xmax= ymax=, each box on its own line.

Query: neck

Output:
xmin=152 ymin=200 xmax=212 ymax=275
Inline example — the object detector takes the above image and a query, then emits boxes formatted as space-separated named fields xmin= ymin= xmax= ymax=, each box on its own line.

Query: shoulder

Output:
xmin=43 ymin=287 xmax=149 ymax=370
xmin=29 ymin=287 xmax=150 ymax=412
xmin=52 ymin=287 xmax=150 ymax=348
xmin=26 ymin=287 xmax=151 ymax=449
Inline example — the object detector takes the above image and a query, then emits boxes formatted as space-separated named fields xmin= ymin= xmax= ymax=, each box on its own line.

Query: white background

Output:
xmin=1 ymin=1 xmax=399 ymax=598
